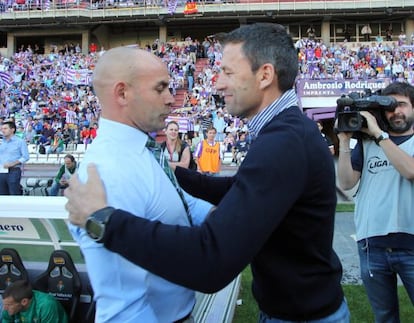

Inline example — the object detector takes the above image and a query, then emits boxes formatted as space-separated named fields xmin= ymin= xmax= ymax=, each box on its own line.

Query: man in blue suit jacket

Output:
xmin=65 ymin=23 xmax=350 ymax=322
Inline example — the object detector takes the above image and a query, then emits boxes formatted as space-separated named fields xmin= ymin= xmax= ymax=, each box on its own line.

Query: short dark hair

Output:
xmin=382 ymin=82 xmax=414 ymax=107
xmin=220 ymin=23 xmax=298 ymax=92
xmin=2 ymin=121 xmax=16 ymax=133
xmin=3 ymin=280 xmax=33 ymax=302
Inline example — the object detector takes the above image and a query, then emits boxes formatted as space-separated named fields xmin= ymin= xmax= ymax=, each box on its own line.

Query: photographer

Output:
xmin=337 ymin=82 xmax=414 ymax=322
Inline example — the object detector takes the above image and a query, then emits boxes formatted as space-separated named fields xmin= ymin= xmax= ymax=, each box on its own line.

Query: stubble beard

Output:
xmin=387 ymin=114 xmax=414 ymax=134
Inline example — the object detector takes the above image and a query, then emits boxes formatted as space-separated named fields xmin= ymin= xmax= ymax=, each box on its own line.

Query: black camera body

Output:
xmin=335 ymin=90 xmax=397 ymax=133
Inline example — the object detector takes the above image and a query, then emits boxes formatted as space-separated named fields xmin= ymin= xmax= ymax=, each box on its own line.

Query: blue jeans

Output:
xmin=258 ymin=298 xmax=349 ymax=323
xmin=48 ymin=181 xmax=60 ymax=196
xmin=358 ymin=240 xmax=414 ymax=323
xmin=187 ymin=75 xmax=194 ymax=91
xmin=0 ymin=168 xmax=22 ymax=195
xmin=47 ymin=146 xmax=64 ymax=154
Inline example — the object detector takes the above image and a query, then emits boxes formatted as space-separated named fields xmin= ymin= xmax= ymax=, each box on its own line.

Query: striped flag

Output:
xmin=43 ymin=0 xmax=51 ymax=10
xmin=0 ymin=71 xmax=12 ymax=88
xmin=66 ymin=68 xmax=91 ymax=85
xmin=167 ymin=0 xmax=178 ymax=15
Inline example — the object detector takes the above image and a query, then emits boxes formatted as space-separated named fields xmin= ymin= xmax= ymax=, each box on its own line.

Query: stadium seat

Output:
xmin=222 ymin=152 xmax=234 ymax=165
xmin=27 ymin=144 xmax=38 ymax=154
xmin=33 ymin=250 xmax=82 ymax=323
xmin=22 ymin=177 xmax=52 ymax=196
xmin=0 ymin=248 xmax=29 ymax=294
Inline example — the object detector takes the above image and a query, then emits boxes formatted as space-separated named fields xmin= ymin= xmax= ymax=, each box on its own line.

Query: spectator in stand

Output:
xmin=64 ymin=105 xmax=77 ymax=126
xmin=232 ymin=132 xmax=249 ymax=165
xmin=398 ymin=30 xmax=407 ymax=46
xmin=194 ymin=126 xmax=221 ymax=175
xmin=41 ymin=122 xmax=55 ymax=142
xmin=361 ymin=24 xmax=372 ymax=41
xmin=2 ymin=280 xmax=68 ymax=323
xmin=185 ymin=62 xmax=195 ymax=92
xmin=89 ymin=42 xmax=97 ymax=54
xmin=46 ymin=133 xmax=64 ymax=154
xmin=237 ymin=119 xmax=248 ymax=133
xmin=161 ymin=121 xmax=192 ymax=169
xmin=23 ymin=124 xmax=37 ymax=144
xmin=189 ymin=40 xmax=197 ymax=64
xmin=200 ymin=112 xmax=212 ymax=138
xmin=80 ymin=125 xmax=91 ymax=145
xmin=71 ymin=124 xmax=81 ymax=144
xmin=222 ymin=132 xmax=235 ymax=153
xmin=212 ymin=110 xmax=227 ymax=142
xmin=191 ymin=130 xmax=201 ymax=150
xmin=307 ymin=25 xmax=316 ymax=40
xmin=386 ymin=26 xmax=393 ymax=41
xmin=0 ymin=121 xmax=29 ymax=195
xmin=14 ymin=125 xmax=24 ymax=139
xmin=61 ymin=123 xmax=74 ymax=149
xmin=224 ymin=120 xmax=239 ymax=139
xmin=89 ymin=123 xmax=98 ymax=141
xmin=48 ymin=154 xmax=77 ymax=196
xmin=202 ymin=37 xmax=211 ymax=58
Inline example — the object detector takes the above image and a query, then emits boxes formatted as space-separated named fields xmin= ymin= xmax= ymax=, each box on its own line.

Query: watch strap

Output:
xmin=375 ymin=132 xmax=389 ymax=145
xmin=85 ymin=206 xmax=115 ymax=242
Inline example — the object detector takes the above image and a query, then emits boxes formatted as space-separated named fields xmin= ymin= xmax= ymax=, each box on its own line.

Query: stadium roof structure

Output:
xmin=0 ymin=0 xmax=412 ymax=31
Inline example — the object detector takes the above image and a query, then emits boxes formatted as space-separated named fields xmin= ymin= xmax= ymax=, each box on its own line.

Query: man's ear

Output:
xmin=258 ymin=63 xmax=275 ymax=90
xmin=115 ymin=82 xmax=128 ymax=105
xmin=20 ymin=297 xmax=30 ymax=308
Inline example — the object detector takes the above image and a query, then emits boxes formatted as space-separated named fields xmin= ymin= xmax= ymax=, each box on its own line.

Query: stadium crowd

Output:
xmin=1 ymin=35 xmax=414 ymax=155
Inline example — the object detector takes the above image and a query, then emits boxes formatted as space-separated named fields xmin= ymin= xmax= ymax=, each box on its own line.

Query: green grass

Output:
xmin=233 ymin=268 xmax=414 ymax=323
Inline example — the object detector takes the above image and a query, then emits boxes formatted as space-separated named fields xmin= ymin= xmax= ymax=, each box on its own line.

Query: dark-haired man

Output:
xmin=0 ymin=121 xmax=29 ymax=195
xmin=2 ymin=280 xmax=68 ymax=323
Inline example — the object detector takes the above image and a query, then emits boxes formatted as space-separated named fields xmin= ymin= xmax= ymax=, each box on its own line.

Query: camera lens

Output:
xmin=347 ymin=116 xmax=360 ymax=129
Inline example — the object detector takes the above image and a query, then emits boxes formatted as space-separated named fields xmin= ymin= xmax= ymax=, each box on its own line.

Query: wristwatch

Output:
xmin=85 ymin=207 xmax=115 ymax=242
xmin=375 ymin=131 xmax=390 ymax=145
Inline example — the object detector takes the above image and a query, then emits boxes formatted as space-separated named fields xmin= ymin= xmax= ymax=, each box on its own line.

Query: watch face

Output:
xmin=86 ymin=219 xmax=103 ymax=240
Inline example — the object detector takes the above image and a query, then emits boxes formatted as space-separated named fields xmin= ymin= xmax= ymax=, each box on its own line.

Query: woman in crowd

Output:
xmin=161 ymin=121 xmax=192 ymax=169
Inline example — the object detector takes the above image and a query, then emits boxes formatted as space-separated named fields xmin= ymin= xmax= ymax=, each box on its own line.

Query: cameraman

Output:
xmin=337 ymin=82 xmax=414 ymax=323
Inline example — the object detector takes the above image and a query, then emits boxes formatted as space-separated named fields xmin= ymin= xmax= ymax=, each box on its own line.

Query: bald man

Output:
xmin=68 ymin=47 xmax=213 ymax=323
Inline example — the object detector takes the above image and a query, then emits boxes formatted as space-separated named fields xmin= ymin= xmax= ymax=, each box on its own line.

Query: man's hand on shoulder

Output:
xmin=65 ymin=163 xmax=108 ymax=228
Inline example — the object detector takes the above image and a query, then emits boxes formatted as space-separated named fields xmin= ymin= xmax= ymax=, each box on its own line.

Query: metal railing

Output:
xmin=0 ymin=0 xmax=408 ymax=19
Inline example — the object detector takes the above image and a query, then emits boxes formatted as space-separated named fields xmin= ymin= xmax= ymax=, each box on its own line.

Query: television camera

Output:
xmin=335 ymin=89 xmax=398 ymax=133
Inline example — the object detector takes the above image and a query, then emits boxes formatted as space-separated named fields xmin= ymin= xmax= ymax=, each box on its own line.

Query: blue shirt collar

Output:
xmin=248 ymin=89 xmax=298 ymax=139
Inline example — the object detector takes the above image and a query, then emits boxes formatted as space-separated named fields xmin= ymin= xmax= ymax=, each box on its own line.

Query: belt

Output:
xmin=8 ymin=167 xmax=21 ymax=171
xmin=174 ymin=312 xmax=192 ymax=323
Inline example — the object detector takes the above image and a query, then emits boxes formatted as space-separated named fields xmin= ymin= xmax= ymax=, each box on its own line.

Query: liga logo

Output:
xmin=367 ymin=156 xmax=392 ymax=174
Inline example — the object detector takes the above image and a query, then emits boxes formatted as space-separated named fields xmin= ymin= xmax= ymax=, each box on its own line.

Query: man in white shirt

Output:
xmin=68 ymin=47 xmax=212 ymax=323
